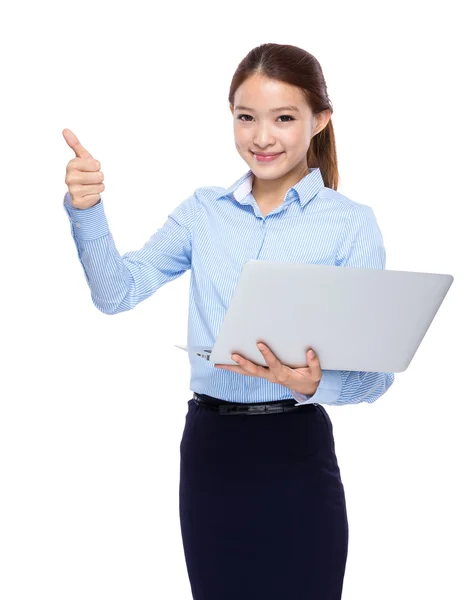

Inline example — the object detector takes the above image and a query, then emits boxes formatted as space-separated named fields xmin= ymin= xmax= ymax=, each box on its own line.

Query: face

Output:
xmin=230 ymin=74 xmax=326 ymax=184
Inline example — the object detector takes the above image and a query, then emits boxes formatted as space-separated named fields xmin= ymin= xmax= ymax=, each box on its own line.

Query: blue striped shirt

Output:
xmin=63 ymin=167 xmax=395 ymax=406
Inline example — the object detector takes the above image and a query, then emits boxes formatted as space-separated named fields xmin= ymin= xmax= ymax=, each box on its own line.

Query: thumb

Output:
xmin=62 ymin=128 xmax=94 ymax=160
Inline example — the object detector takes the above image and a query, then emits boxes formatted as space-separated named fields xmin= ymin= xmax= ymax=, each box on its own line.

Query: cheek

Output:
xmin=233 ymin=128 xmax=249 ymax=146
xmin=284 ymin=130 xmax=307 ymax=147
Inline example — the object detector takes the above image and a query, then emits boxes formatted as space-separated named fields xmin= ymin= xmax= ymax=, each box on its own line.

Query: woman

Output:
xmin=63 ymin=42 xmax=395 ymax=600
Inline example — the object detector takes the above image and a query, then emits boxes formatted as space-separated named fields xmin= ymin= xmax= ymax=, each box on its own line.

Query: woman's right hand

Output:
xmin=63 ymin=128 xmax=105 ymax=209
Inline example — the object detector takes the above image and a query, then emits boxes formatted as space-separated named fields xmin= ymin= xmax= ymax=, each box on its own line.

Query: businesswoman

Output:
xmin=63 ymin=42 xmax=395 ymax=600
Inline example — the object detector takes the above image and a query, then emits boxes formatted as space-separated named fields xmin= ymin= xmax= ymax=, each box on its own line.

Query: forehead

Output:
xmin=234 ymin=74 xmax=308 ymax=111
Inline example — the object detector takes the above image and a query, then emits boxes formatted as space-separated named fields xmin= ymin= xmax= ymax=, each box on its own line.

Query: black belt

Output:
xmin=192 ymin=392 xmax=317 ymax=415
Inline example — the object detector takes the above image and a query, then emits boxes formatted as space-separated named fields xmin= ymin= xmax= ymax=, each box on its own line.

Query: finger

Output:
xmin=257 ymin=342 xmax=281 ymax=368
xmin=257 ymin=342 xmax=289 ymax=382
xmin=67 ymin=171 xmax=104 ymax=185
xmin=232 ymin=354 xmax=267 ymax=377
xmin=62 ymin=128 xmax=98 ymax=163
xmin=215 ymin=365 xmax=246 ymax=375
xmin=306 ymin=349 xmax=321 ymax=375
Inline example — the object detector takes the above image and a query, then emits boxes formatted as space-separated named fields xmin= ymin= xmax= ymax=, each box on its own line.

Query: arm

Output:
xmin=291 ymin=204 xmax=395 ymax=406
xmin=63 ymin=190 xmax=197 ymax=314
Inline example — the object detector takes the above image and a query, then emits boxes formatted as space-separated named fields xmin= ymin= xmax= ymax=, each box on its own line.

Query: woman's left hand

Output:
xmin=214 ymin=342 xmax=322 ymax=396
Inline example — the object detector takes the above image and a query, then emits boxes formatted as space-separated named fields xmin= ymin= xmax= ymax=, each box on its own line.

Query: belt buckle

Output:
xmin=247 ymin=404 xmax=268 ymax=414
xmin=218 ymin=404 xmax=266 ymax=415
xmin=265 ymin=403 xmax=284 ymax=414
xmin=218 ymin=404 xmax=251 ymax=415
xmin=218 ymin=403 xmax=285 ymax=415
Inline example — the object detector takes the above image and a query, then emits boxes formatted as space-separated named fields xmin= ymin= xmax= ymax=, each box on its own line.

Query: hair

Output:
xmin=228 ymin=43 xmax=338 ymax=191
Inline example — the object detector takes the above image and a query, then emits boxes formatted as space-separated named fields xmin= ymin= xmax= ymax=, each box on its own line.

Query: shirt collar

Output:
xmin=213 ymin=167 xmax=325 ymax=208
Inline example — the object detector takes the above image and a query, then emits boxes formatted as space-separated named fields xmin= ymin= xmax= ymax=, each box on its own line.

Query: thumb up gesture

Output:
xmin=63 ymin=128 xmax=105 ymax=209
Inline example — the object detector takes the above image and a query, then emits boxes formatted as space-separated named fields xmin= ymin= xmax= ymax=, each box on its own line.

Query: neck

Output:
xmin=252 ymin=164 xmax=310 ymax=205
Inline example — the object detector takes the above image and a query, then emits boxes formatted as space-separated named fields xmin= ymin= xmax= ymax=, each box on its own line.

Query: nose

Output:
xmin=253 ymin=123 xmax=275 ymax=149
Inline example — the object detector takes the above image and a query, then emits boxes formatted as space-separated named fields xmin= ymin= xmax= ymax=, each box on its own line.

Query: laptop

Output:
xmin=175 ymin=260 xmax=454 ymax=373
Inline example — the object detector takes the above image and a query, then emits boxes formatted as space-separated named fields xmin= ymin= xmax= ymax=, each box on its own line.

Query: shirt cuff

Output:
xmin=63 ymin=191 xmax=110 ymax=240
xmin=291 ymin=370 xmax=343 ymax=406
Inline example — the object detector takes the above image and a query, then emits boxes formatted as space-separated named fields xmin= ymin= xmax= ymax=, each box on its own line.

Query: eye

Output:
xmin=237 ymin=114 xmax=295 ymax=123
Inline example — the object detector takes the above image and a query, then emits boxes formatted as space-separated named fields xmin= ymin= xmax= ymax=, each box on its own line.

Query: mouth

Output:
xmin=251 ymin=151 xmax=284 ymax=162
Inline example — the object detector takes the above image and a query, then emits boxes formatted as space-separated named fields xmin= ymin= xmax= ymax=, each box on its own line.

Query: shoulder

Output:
xmin=319 ymin=186 xmax=371 ymax=214
xmin=193 ymin=184 xmax=227 ymax=201
xmin=319 ymin=187 xmax=381 ymax=232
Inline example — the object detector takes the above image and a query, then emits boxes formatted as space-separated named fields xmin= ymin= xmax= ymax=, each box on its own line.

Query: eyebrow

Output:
xmin=234 ymin=105 xmax=300 ymax=113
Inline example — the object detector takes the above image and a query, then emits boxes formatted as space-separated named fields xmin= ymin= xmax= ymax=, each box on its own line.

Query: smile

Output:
xmin=252 ymin=152 xmax=284 ymax=162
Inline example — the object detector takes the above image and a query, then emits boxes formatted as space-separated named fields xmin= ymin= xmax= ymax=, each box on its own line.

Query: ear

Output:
xmin=314 ymin=108 xmax=332 ymax=135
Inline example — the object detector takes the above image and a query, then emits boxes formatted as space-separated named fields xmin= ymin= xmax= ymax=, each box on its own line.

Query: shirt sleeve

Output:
xmin=63 ymin=190 xmax=197 ymax=314
xmin=291 ymin=204 xmax=395 ymax=406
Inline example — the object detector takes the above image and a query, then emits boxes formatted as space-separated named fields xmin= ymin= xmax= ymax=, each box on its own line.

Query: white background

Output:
xmin=1 ymin=0 xmax=466 ymax=598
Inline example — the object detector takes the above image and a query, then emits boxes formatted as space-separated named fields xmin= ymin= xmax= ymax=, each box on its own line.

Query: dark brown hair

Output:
xmin=228 ymin=43 xmax=338 ymax=190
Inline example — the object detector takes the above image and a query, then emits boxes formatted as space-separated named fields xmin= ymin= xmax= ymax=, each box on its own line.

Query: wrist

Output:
xmin=291 ymin=379 xmax=320 ymax=396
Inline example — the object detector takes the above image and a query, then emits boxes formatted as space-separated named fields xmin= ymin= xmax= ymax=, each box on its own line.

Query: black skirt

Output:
xmin=179 ymin=395 xmax=349 ymax=600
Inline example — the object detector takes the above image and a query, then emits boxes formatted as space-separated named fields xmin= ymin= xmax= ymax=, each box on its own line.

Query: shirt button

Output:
xmin=75 ymin=222 xmax=81 ymax=228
